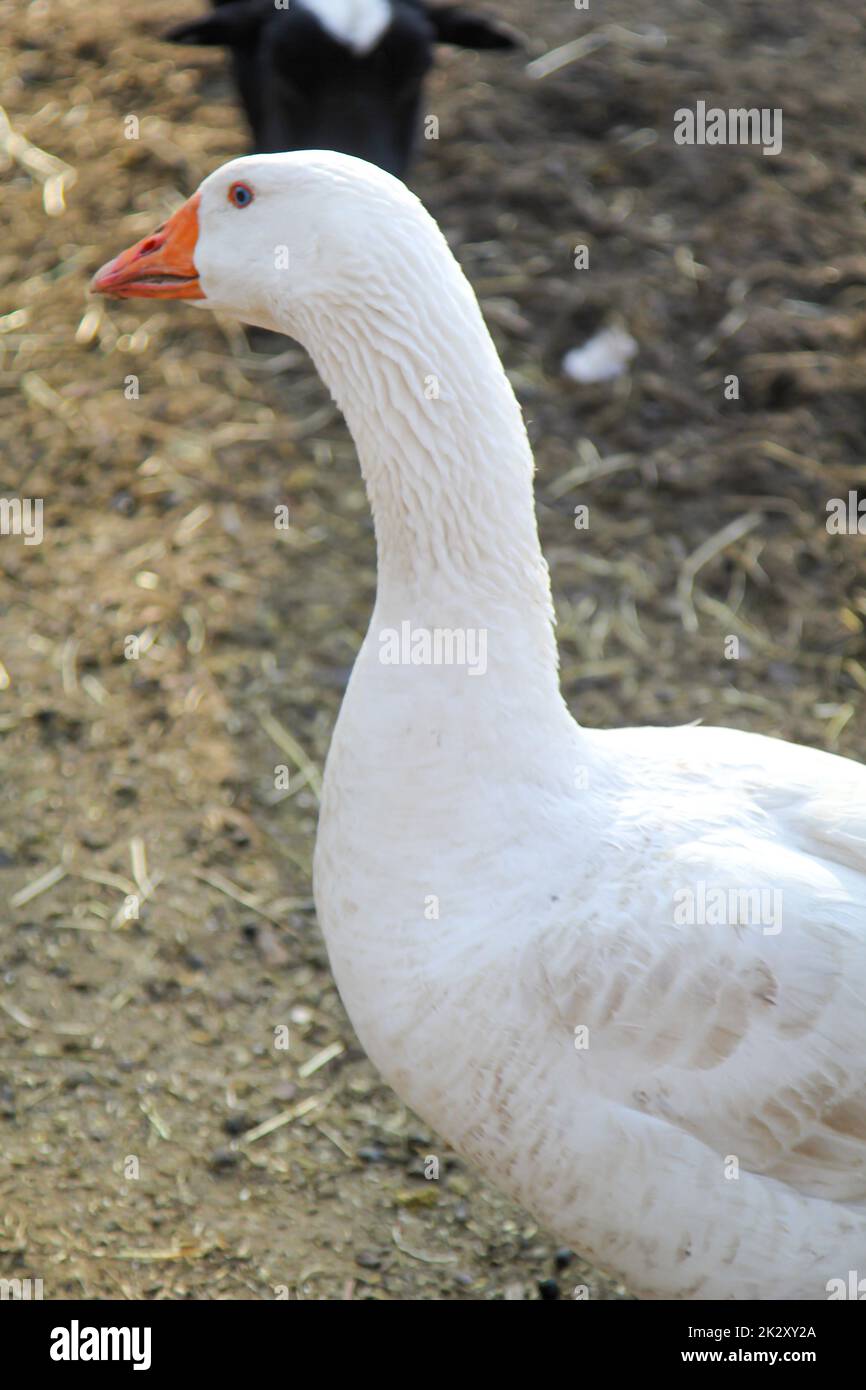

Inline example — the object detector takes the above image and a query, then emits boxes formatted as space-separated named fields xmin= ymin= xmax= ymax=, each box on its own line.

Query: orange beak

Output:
xmin=90 ymin=193 xmax=204 ymax=300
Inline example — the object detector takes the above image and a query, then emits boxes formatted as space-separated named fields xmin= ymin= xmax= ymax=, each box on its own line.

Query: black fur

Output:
xmin=166 ymin=1 xmax=517 ymax=178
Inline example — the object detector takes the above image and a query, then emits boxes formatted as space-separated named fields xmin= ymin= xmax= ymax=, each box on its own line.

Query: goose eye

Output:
xmin=228 ymin=181 xmax=254 ymax=209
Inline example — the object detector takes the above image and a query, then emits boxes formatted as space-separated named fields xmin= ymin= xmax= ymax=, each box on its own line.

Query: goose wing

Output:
xmin=529 ymin=724 xmax=866 ymax=1202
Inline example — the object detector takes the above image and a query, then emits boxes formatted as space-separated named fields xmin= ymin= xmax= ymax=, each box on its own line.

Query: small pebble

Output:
xmin=209 ymin=1148 xmax=240 ymax=1173
xmin=109 ymin=490 xmax=136 ymax=516
xmin=357 ymin=1144 xmax=386 ymax=1163
xmin=63 ymin=1069 xmax=95 ymax=1091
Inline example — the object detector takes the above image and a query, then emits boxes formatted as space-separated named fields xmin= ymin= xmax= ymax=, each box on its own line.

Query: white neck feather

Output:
xmin=290 ymin=169 xmax=582 ymax=1032
xmin=293 ymin=218 xmax=562 ymax=686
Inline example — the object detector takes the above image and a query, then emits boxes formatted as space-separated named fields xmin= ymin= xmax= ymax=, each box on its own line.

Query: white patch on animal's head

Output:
xmin=302 ymin=0 xmax=392 ymax=55
xmin=191 ymin=151 xmax=423 ymax=332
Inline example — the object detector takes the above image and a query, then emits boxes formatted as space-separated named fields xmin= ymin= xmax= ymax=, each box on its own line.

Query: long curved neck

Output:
xmin=293 ymin=225 xmax=561 ymax=683
xmin=295 ymin=191 xmax=582 ymax=947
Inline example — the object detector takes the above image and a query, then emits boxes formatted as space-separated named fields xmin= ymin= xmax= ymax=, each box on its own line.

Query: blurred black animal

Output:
xmin=166 ymin=0 xmax=516 ymax=179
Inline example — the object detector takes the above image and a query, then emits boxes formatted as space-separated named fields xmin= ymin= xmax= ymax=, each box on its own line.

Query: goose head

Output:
xmin=91 ymin=151 xmax=425 ymax=337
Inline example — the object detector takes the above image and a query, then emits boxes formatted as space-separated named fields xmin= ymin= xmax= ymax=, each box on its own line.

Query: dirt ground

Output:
xmin=1 ymin=0 xmax=865 ymax=1300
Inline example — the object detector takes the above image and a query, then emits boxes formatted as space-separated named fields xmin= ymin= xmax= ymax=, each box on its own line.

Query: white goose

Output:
xmin=93 ymin=153 xmax=866 ymax=1300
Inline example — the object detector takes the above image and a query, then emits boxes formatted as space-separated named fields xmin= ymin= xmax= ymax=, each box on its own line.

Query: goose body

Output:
xmin=93 ymin=152 xmax=866 ymax=1299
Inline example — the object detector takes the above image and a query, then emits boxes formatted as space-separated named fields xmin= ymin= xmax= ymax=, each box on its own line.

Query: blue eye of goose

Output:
xmin=228 ymin=182 xmax=254 ymax=209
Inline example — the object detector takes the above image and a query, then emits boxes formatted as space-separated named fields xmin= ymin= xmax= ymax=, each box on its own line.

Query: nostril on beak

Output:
xmin=137 ymin=234 xmax=166 ymax=258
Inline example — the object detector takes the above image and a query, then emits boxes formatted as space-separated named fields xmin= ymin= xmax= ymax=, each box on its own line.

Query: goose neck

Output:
xmin=296 ymin=259 xmax=559 ymax=682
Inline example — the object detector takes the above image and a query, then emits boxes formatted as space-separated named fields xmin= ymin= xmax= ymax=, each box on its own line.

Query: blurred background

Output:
xmin=1 ymin=0 xmax=865 ymax=1299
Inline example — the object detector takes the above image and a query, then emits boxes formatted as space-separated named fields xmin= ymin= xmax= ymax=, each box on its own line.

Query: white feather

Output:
xmin=191 ymin=152 xmax=866 ymax=1300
